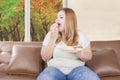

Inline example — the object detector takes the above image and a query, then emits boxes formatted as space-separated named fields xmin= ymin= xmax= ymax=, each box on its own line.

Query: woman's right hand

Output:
xmin=50 ymin=23 xmax=59 ymax=41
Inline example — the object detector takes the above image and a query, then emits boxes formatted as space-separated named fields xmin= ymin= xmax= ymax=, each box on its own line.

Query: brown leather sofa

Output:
xmin=0 ymin=42 xmax=44 ymax=80
xmin=0 ymin=40 xmax=120 ymax=80
xmin=87 ymin=40 xmax=120 ymax=80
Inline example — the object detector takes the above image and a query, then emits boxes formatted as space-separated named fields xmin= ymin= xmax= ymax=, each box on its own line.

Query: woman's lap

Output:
xmin=37 ymin=66 xmax=66 ymax=80
xmin=37 ymin=66 xmax=100 ymax=80
xmin=67 ymin=66 xmax=100 ymax=80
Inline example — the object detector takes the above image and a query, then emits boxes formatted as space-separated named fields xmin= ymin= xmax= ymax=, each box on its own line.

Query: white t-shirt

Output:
xmin=42 ymin=31 xmax=90 ymax=74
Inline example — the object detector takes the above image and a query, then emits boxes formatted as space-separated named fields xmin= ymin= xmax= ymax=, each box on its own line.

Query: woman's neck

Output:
xmin=60 ymin=31 xmax=66 ymax=42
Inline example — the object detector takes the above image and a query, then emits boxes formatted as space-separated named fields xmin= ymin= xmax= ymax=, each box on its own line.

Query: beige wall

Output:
xmin=67 ymin=0 xmax=120 ymax=41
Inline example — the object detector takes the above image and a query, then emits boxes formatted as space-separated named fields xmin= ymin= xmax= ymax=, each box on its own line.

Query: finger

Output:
xmin=54 ymin=23 xmax=58 ymax=28
xmin=50 ymin=24 xmax=56 ymax=31
xmin=74 ymin=45 xmax=82 ymax=48
xmin=55 ymin=27 xmax=58 ymax=31
xmin=50 ymin=24 xmax=54 ymax=30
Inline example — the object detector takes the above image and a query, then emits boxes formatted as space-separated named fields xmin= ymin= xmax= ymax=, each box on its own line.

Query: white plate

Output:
xmin=58 ymin=47 xmax=82 ymax=53
xmin=63 ymin=49 xmax=81 ymax=53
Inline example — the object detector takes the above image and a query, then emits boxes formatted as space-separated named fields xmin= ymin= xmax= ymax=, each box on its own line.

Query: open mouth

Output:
xmin=57 ymin=23 xmax=61 ymax=26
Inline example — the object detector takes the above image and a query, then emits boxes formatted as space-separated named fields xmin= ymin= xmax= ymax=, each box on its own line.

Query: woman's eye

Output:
xmin=56 ymin=16 xmax=63 ymax=19
xmin=60 ymin=17 xmax=63 ymax=19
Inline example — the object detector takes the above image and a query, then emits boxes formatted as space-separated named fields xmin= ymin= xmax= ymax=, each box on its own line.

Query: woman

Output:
xmin=37 ymin=8 xmax=100 ymax=80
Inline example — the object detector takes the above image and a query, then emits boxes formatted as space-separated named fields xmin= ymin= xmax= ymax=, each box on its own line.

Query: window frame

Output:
xmin=24 ymin=0 xmax=67 ymax=42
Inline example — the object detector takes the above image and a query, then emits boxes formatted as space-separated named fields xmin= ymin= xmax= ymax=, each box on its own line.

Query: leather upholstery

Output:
xmin=0 ymin=42 xmax=43 ymax=80
xmin=0 ymin=40 xmax=120 ymax=80
xmin=86 ymin=48 xmax=120 ymax=77
xmin=91 ymin=40 xmax=120 ymax=80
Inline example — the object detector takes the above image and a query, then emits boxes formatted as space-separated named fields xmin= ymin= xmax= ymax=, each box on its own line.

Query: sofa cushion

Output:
xmin=7 ymin=45 xmax=42 ymax=75
xmin=0 ymin=63 xmax=9 ymax=73
xmin=0 ymin=52 xmax=11 ymax=63
xmin=86 ymin=48 xmax=120 ymax=77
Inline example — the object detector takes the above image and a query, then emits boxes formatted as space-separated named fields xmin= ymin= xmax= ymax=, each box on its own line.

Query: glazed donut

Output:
xmin=65 ymin=46 xmax=75 ymax=50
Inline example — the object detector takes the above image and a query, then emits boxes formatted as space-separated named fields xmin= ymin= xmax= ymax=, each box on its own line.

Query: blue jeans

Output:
xmin=37 ymin=66 xmax=100 ymax=80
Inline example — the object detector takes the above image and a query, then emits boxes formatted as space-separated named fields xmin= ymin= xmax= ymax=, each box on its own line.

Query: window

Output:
xmin=30 ymin=0 xmax=62 ymax=41
xmin=0 ymin=0 xmax=24 ymax=41
xmin=0 ymin=0 xmax=64 ymax=41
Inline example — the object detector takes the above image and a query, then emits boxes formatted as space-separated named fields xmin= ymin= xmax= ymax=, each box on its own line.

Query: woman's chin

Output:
xmin=59 ymin=30 xmax=63 ymax=32
xmin=59 ymin=28 xmax=64 ymax=32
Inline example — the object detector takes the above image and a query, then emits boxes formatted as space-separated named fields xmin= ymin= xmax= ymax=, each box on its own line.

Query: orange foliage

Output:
xmin=13 ymin=7 xmax=19 ymax=13
xmin=20 ymin=0 xmax=24 ymax=5
xmin=13 ymin=0 xmax=24 ymax=13
xmin=49 ymin=0 xmax=54 ymax=3
xmin=31 ymin=0 xmax=45 ymax=10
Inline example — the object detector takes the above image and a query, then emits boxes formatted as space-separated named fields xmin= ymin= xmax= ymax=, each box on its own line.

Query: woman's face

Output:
xmin=55 ymin=10 xmax=65 ymax=32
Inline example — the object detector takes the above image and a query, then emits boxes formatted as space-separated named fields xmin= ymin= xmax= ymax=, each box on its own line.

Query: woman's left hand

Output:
xmin=50 ymin=23 xmax=59 ymax=41
xmin=74 ymin=45 xmax=92 ymax=62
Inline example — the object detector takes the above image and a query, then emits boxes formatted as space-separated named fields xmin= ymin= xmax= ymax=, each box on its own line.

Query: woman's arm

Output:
xmin=41 ymin=39 xmax=56 ymax=62
xmin=75 ymin=44 xmax=92 ymax=62
xmin=41 ymin=23 xmax=59 ymax=62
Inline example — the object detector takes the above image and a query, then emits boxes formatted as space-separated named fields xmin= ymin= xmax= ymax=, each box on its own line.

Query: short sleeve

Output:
xmin=42 ymin=32 xmax=50 ymax=46
xmin=78 ymin=31 xmax=90 ymax=48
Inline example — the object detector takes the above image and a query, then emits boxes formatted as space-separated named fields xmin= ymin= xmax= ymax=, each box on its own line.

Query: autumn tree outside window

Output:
xmin=30 ymin=0 xmax=62 ymax=41
xmin=0 ymin=0 xmax=62 ymax=41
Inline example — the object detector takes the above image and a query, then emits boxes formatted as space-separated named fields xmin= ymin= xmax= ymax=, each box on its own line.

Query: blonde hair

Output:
xmin=57 ymin=8 xmax=79 ymax=46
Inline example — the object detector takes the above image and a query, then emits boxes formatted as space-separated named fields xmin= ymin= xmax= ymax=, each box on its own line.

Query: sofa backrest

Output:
xmin=0 ymin=40 xmax=120 ymax=77
xmin=0 ymin=42 xmax=42 ymax=52
xmin=0 ymin=41 xmax=44 ymax=75
xmin=91 ymin=40 xmax=120 ymax=64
